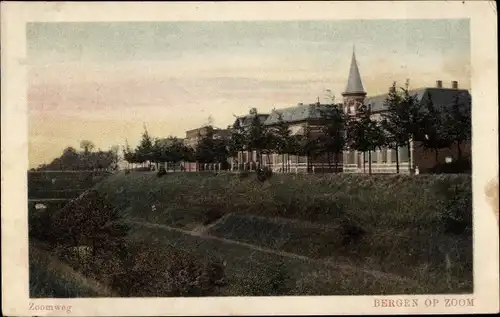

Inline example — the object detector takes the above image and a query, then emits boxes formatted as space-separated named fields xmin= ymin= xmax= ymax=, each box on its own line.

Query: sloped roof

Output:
xmin=264 ymin=103 xmax=329 ymax=125
xmin=343 ymin=50 xmax=365 ymax=95
xmin=237 ymin=113 xmax=270 ymax=127
xmin=366 ymin=87 xmax=471 ymax=112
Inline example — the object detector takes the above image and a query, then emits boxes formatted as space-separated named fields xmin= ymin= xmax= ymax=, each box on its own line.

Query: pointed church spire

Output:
xmin=343 ymin=46 xmax=366 ymax=95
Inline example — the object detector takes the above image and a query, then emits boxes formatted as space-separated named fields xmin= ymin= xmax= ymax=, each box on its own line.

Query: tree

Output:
xmin=195 ymin=130 xmax=229 ymax=169
xmin=123 ymin=140 xmax=136 ymax=169
xmin=318 ymin=104 xmax=347 ymax=173
xmin=444 ymin=94 xmax=471 ymax=161
xmin=346 ymin=104 xmax=385 ymax=175
xmin=80 ymin=140 xmax=95 ymax=154
xmin=380 ymin=82 xmax=421 ymax=174
xmin=135 ymin=125 xmax=155 ymax=168
xmin=245 ymin=109 xmax=269 ymax=166
xmin=419 ymin=93 xmax=453 ymax=164
xmin=271 ymin=113 xmax=293 ymax=172
xmin=228 ymin=118 xmax=246 ymax=169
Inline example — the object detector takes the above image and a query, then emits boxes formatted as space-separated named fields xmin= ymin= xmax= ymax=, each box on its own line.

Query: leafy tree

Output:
xmin=380 ymin=82 xmax=421 ymax=174
xmin=228 ymin=118 xmax=246 ymax=169
xmin=318 ymin=104 xmax=347 ymax=173
xmin=444 ymin=94 xmax=471 ymax=161
xmin=135 ymin=125 xmax=155 ymax=168
xmin=346 ymin=104 xmax=385 ymax=175
xmin=245 ymin=109 xmax=269 ymax=166
xmin=195 ymin=130 xmax=229 ymax=169
xmin=419 ymin=93 xmax=453 ymax=164
xmin=123 ymin=141 xmax=137 ymax=168
xmin=80 ymin=140 xmax=95 ymax=154
xmin=270 ymin=113 xmax=293 ymax=172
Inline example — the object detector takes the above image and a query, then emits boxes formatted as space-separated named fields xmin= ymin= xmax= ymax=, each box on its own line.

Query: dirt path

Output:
xmin=127 ymin=219 xmax=419 ymax=286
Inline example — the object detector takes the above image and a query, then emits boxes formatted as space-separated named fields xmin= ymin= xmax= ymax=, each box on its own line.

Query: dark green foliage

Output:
xmin=346 ymin=103 xmax=385 ymax=175
xmin=381 ymin=82 xmax=421 ymax=173
xmin=195 ymin=129 xmax=229 ymax=165
xmin=256 ymin=166 xmax=273 ymax=182
xmin=444 ymin=94 xmax=472 ymax=160
xmin=35 ymin=145 xmax=119 ymax=171
xmin=29 ymin=209 xmax=56 ymax=243
xmin=430 ymin=159 xmax=471 ymax=174
xmin=317 ymin=104 xmax=347 ymax=172
xmin=103 ymin=241 xmax=226 ymax=297
xmin=50 ymin=190 xmax=130 ymax=253
xmin=433 ymin=177 xmax=472 ymax=234
xmin=419 ymin=93 xmax=454 ymax=162
xmin=157 ymin=165 xmax=167 ymax=177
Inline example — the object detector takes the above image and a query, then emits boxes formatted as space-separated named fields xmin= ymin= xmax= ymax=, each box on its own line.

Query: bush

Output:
xmin=157 ymin=166 xmax=167 ymax=177
xmin=430 ymin=159 xmax=471 ymax=174
xmin=256 ymin=167 xmax=273 ymax=182
xmin=108 ymin=242 xmax=225 ymax=297
xmin=434 ymin=179 xmax=472 ymax=234
xmin=50 ymin=190 xmax=130 ymax=252
xmin=29 ymin=209 xmax=56 ymax=243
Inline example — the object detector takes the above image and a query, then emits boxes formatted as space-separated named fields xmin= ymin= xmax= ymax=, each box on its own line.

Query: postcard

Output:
xmin=1 ymin=1 xmax=498 ymax=316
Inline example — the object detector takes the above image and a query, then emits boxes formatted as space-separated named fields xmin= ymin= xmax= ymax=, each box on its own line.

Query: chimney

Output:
xmin=436 ymin=80 xmax=443 ymax=88
xmin=451 ymin=81 xmax=458 ymax=89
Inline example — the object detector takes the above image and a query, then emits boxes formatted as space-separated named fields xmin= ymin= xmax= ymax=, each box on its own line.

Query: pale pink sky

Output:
xmin=28 ymin=20 xmax=470 ymax=167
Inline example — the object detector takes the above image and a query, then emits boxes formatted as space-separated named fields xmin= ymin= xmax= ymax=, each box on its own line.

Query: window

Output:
xmin=381 ymin=148 xmax=388 ymax=163
xmin=371 ymin=150 xmax=378 ymax=163
xmin=390 ymin=149 xmax=397 ymax=163
xmin=298 ymin=155 xmax=307 ymax=163
xmin=399 ymin=146 xmax=409 ymax=162
xmin=364 ymin=152 xmax=369 ymax=163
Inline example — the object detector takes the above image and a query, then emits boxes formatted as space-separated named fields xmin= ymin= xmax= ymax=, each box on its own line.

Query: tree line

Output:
xmin=33 ymin=140 xmax=120 ymax=171
xmin=122 ymin=82 xmax=471 ymax=174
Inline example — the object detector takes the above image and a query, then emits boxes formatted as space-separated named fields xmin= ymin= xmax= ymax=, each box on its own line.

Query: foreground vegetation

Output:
xmin=30 ymin=171 xmax=472 ymax=296
xmin=96 ymin=171 xmax=472 ymax=293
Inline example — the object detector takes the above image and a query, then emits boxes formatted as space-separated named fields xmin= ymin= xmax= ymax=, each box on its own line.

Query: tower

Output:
xmin=342 ymin=47 xmax=366 ymax=114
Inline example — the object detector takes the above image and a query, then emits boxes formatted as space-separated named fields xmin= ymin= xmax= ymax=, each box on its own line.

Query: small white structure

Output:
xmin=35 ymin=203 xmax=47 ymax=210
xmin=445 ymin=157 xmax=453 ymax=163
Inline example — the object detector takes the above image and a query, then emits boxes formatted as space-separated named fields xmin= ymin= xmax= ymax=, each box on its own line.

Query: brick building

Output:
xmin=230 ymin=49 xmax=471 ymax=174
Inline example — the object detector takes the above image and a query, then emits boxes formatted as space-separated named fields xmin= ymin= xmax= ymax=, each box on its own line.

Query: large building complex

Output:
xmin=185 ymin=49 xmax=471 ymax=174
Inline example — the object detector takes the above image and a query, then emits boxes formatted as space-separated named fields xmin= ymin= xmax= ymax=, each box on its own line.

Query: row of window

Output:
xmin=344 ymin=146 xmax=410 ymax=164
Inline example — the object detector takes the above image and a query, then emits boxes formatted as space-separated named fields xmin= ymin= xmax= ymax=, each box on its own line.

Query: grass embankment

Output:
xmin=29 ymin=242 xmax=115 ymax=298
xmin=94 ymin=171 xmax=472 ymax=294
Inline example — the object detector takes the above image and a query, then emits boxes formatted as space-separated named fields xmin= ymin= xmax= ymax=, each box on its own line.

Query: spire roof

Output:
xmin=343 ymin=47 xmax=366 ymax=95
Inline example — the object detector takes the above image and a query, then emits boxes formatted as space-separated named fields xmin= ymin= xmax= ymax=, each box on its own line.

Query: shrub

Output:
xmin=50 ymin=190 xmax=131 ymax=253
xmin=430 ymin=159 xmax=471 ymax=174
xmin=157 ymin=166 xmax=167 ymax=177
xmin=108 ymin=242 xmax=225 ymax=297
xmin=29 ymin=209 xmax=56 ymax=243
xmin=256 ymin=167 xmax=273 ymax=182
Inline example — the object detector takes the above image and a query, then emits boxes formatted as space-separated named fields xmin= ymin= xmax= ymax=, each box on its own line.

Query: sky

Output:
xmin=27 ymin=19 xmax=470 ymax=168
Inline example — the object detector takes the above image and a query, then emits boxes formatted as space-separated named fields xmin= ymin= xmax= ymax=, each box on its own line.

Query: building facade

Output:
xmin=229 ymin=49 xmax=471 ymax=174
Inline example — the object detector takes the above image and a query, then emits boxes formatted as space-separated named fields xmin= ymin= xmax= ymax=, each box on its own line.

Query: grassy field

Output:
xmin=89 ymin=171 xmax=472 ymax=294
xmin=30 ymin=170 xmax=472 ymax=296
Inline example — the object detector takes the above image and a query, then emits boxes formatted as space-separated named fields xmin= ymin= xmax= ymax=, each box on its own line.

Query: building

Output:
xmin=230 ymin=48 xmax=471 ymax=174
xmin=340 ymin=49 xmax=471 ymax=174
